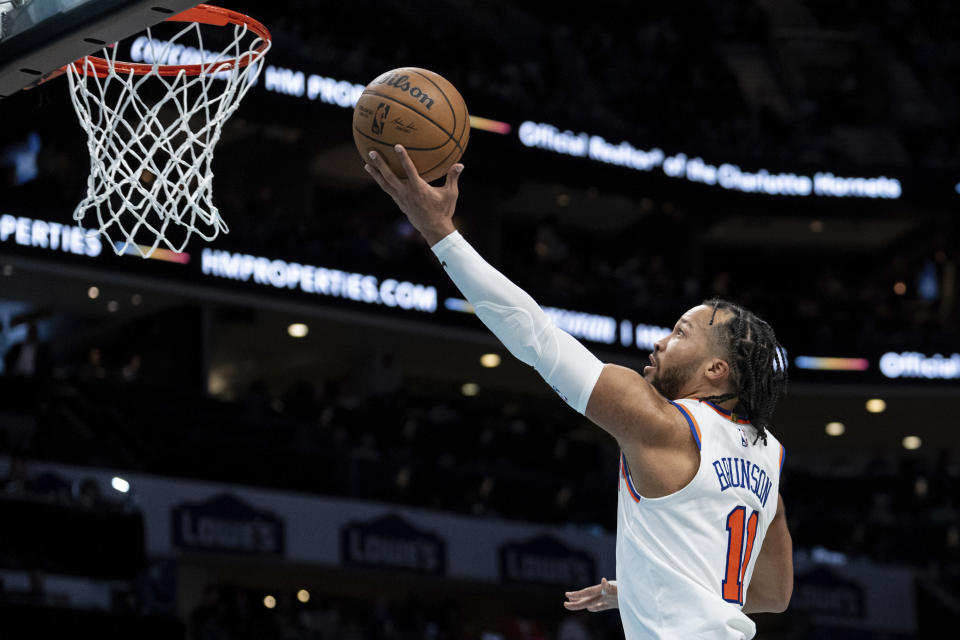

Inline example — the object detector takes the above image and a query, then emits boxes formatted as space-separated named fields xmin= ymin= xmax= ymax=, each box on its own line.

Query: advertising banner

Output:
xmin=171 ymin=492 xmax=285 ymax=556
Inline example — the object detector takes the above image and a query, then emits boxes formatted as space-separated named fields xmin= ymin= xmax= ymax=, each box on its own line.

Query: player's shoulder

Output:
xmin=664 ymin=397 xmax=714 ymax=451
xmin=671 ymin=399 xmax=784 ymax=460
xmin=670 ymin=397 xmax=743 ymax=430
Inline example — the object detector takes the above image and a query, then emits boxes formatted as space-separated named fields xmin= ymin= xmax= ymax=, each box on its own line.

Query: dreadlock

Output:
xmin=697 ymin=298 xmax=788 ymax=445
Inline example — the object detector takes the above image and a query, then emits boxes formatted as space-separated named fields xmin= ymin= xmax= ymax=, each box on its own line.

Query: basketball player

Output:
xmin=364 ymin=146 xmax=793 ymax=639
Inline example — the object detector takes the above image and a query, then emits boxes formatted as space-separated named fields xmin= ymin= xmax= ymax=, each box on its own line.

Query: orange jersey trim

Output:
xmin=703 ymin=400 xmax=752 ymax=425
xmin=620 ymin=452 xmax=642 ymax=503
xmin=670 ymin=401 xmax=702 ymax=450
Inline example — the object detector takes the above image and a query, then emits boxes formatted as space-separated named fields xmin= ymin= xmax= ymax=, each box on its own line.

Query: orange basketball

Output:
xmin=353 ymin=67 xmax=469 ymax=183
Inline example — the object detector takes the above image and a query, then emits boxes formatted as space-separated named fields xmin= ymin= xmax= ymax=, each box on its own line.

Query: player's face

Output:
xmin=644 ymin=305 xmax=726 ymax=399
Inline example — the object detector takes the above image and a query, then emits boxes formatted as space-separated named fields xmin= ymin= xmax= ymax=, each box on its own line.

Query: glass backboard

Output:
xmin=0 ymin=0 xmax=197 ymax=97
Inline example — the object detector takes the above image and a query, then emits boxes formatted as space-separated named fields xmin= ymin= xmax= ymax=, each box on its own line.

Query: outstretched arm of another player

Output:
xmin=743 ymin=494 xmax=793 ymax=614
xmin=365 ymin=146 xmax=682 ymax=447
xmin=564 ymin=578 xmax=618 ymax=612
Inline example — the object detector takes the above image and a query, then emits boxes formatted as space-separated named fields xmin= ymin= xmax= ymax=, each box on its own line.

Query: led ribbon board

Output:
xmin=124 ymin=40 xmax=905 ymax=201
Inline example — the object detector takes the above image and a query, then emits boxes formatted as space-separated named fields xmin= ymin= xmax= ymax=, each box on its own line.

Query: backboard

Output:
xmin=0 ymin=0 xmax=197 ymax=98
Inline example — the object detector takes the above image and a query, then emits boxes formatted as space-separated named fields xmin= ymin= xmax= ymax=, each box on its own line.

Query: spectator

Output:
xmin=4 ymin=320 xmax=53 ymax=378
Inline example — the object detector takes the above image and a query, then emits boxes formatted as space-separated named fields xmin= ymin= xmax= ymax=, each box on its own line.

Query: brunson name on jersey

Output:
xmin=712 ymin=457 xmax=773 ymax=508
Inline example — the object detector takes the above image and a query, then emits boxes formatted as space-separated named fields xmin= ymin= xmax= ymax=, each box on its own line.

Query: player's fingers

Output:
xmin=444 ymin=163 xmax=464 ymax=196
xmin=565 ymin=585 xmax=600 ymax=599
xmin=364 ymin=163 xmax=396 ymax=196
xmin=567 ymin=594 xmax=601 ymax=609
xmin=393 ymin=145 xmax=424 ymax=183
xmin=563 ymin=597 xmax=596 ymax=610
xmin=367 ymin=150 xmax=403 ymax=190
xmin=564 ymin=592 xmax=587 ymax=602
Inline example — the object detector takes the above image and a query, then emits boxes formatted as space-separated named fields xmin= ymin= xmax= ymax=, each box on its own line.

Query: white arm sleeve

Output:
xmin=431 ymin=231 xmax=604 ymax=414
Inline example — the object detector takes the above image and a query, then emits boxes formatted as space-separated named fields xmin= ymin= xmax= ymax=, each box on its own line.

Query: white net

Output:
xmin=66 ymin=15 xmax=269 ymax=257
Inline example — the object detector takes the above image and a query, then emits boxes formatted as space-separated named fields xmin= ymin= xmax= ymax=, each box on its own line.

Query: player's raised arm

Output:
xmin=365 ymin=146 xmax=679 ymax=446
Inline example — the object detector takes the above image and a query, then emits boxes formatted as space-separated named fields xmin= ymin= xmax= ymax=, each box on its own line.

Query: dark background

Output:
xmin=1 ymin=0 xmax=959 ymax=638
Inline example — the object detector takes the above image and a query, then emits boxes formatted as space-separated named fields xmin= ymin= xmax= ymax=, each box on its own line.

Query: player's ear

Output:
xmin=705 ymin=358 xmax=730 ymax=382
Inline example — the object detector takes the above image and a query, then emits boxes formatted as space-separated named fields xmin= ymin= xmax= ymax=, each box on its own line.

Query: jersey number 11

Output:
xmin=722 ymin=506 xmax=759 ymax=605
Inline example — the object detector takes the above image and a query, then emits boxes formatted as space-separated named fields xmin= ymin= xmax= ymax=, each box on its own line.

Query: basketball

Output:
xmin=353 ymin=67 xmax=469 ymax=182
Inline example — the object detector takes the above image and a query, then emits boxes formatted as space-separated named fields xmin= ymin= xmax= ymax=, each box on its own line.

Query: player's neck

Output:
xmin=679 ymin=384 xmax=738 ymax=411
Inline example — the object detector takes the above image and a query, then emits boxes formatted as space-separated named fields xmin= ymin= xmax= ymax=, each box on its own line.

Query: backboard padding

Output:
xmin=0 ymin=0 xmax=198 ymax=98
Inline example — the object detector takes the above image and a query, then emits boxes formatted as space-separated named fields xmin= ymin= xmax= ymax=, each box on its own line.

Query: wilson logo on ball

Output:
xmin=373 ymin=73 xmax=435 ymax=109
xmin=372 ymin=103 xmax=390 ymax=135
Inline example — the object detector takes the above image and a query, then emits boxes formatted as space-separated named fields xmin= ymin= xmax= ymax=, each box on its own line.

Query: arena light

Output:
xmin=88 ymin=285 xmax=99 ymax=299
xmin=461 ymin=382 xmax=479 ymax=397
xmin=825 ymin=422 xmax=845 ymax=437
xmin=517 ymin=121 xmax=901 ymax=199
xmin=1 ymin=213 xmax=102 ymax=257
xmin=107 ymin=300 xmax=119 ymax=313
xmin=879 ymin=352 xmax=960 ymax=380
xmin=263 ymin=595 xmax=276 ymax=609
xmin=287 ymin=323 xmax=309 ymax=338
xmin=794 ymin=356 xmax=869 ymax=371
xmin=297 ymin=589 xmax=310 ymax=603
xmin=114 ymin=242 xmax=190 ymax=264
xmin=902 ymin=436 xmax=921 ymax=450
xmin=111 ymin=476 xmax=130 ymax=493
xmin=480 ymin=353 xmax=501 ymax=368
xmin=865 ymin=398 xmax=886 ymax=414
xmin=469 ymin=115 xmax=511 ymax=135
xmin=201 ymin=249 xmax=438 ymax=314
xmin=444 ymin=297 xmax=474 ymax=313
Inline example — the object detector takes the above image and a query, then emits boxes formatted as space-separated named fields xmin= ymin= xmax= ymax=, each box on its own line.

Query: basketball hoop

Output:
xmin=64 ymin=4 xmax=271 ymax=258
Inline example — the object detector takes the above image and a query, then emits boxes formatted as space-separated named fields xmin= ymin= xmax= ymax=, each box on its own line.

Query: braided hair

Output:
xmin=697 ymin=298 xmax=788 ymax=445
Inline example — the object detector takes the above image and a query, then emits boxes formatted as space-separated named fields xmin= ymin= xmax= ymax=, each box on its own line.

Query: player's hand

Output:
xmin=364 ymin=144 xmax=464 ymax=246
xmin=563 ymin=577 xmax=618 ymax=612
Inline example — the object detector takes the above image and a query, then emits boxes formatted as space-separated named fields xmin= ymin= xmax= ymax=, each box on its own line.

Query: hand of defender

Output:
xmin=563 ymin=577 xmax=618 ymax=612
xmin=364 ymin=144 xmax=464 ymax=246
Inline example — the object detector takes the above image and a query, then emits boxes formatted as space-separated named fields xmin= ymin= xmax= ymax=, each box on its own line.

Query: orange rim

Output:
xmin=65 ymin=4 xmax=271 ymax=78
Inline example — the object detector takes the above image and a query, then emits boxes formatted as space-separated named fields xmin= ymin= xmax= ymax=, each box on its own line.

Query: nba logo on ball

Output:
xmin=372 ymin=103 xmax=390 ymax=135
xmin=353 ymin=67 xmax=470 ymax=183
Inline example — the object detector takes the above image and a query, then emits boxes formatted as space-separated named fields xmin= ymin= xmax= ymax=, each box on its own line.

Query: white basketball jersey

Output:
xmin=616 ymin=398 xmax=785 ymax=639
